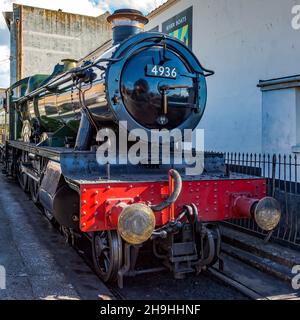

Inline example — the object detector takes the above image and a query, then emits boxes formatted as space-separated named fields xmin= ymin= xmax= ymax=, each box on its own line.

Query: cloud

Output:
xmin=0 ymin=0 xmax=168 ymax=26
xmin=98 ymin=0 xmax=168 ymax=14
xmin=0 ymin=45 xmax=10 ymax=88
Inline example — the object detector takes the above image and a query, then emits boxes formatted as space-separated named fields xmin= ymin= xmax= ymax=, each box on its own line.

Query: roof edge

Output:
xmin=4 ymin=3 xmax=110 ymax=20
xmin=258 ymin=74 xmax=300 ymax=91
xmin=147 ymin=0 xmax=180 ymax=19
xmin=2 ymin=11 xmax=13 ymax=30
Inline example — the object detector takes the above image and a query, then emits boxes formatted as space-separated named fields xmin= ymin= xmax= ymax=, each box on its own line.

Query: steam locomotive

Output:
xmin=1 ymin=9 xmax=281 ymax=287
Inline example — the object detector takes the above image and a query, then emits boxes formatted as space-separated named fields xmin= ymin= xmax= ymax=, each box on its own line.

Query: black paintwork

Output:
xmin=121 ymin=46 xmax=196 ymax=129
xmin=12 ymin=32 xmax=210 ymax=142
xmin=106 ymin=32 xmax=208 ymax=136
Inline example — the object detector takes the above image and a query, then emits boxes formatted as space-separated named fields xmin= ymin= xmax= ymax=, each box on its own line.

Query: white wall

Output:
xmin=262 ymin=88 xmax=297 ymax=154
xmin=296 ymin=88 xmax=300 ymax=148
xmin=147 ymin=0 xmax=300 ymax=154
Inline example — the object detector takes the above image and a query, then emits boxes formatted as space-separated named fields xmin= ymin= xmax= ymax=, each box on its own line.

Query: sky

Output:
xmin=0 ymin=0 xmax=167 ymax=88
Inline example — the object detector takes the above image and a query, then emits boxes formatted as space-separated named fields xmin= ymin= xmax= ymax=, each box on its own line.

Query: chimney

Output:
xmin=107 ymin=9 xmax=149 ymax=45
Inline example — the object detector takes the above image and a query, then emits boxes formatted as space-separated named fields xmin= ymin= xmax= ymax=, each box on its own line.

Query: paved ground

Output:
xmin=0 ymin=176 xmax=113 ymax=300
xmin=0 ymin=174 xmax=247 ymax=300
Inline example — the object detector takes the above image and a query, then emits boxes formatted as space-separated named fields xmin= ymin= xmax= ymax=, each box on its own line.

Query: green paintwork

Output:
xmin=25 ymin=74 xmax=50 ymax=95
xmin=39 ymin=116 xmax=64 ymax=133
xmin=38 ymin=124 xmax=78 ymax=147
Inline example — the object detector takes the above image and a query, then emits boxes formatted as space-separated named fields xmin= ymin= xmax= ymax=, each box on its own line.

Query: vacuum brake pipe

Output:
xmin=150 ymin=169 xmax=182 ymax=212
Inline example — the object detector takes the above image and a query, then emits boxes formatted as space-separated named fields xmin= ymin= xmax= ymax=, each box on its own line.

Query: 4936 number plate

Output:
xmin=146 ymin=64 xmax=177 ymax=79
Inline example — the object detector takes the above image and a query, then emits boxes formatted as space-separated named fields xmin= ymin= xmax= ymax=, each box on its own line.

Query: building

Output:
xmin=3 ymin=4 xmax=112 ymax=85
xmin=0 ymin=88 xmax=7 ymax=145
xmin=147 ymin=0 xmax=300 ymax=154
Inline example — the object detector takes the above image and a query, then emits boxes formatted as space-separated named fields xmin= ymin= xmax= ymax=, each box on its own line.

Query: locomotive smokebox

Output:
xmin=107 ymin=9 xmax=149 ymax=45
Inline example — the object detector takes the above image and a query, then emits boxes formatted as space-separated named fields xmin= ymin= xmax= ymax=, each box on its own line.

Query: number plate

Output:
xmin=146 ymin=64 xmax=177 ymax=79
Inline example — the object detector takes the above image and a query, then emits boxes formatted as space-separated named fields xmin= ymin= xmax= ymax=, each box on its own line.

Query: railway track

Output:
xmin=101 ymin=258 xmax=274 ymax=301
xmin=74 ymin=236 xmax=268 ymax=301
xmin=71 ymin=230 xmax=255 ymax=300
xmin=74 ymin=226 xmax=299 ymax=301
xmin=219 ymin=226 xmax=300 ymax=300
xmin=206 ymin=267 xmax=268 ymax=300
xmin=105 ymin=265 xmax=264 ymax=301
xmin=92 ymin=241 xmax=300 ymax=301
xmin=74 ymin=237 xmax=251 ymax=300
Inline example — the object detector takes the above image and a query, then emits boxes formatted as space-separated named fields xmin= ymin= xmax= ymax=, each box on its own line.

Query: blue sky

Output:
xmin=0 ymin=0 xmax=167 ymax=87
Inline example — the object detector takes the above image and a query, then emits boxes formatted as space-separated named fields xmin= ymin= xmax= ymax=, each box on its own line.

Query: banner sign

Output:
xmin=162 ymin=6 xmax=193 ymax=49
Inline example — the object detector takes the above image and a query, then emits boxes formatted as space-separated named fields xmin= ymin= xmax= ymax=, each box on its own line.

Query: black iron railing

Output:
xmin=224 ymin=152 xmax=300 ymax=248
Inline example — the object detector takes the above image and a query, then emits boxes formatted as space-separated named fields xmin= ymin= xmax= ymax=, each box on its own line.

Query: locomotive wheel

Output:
xmin=44 ymin=209 xmax=54 ymax=222
xmin=29 ymin=179 xmax=39 ymax=204
xmin=202 ymin=226 xmax=221 ymax=267
xmin=92 ymin=231 xmax=122 ymax=283
xmin=60 ymin=225 xmax=72 ymax=245
xmin=17 ymin=165 xmax=28 ymax=192
xmin=16 ymin=153 xmax=29 ymax=192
